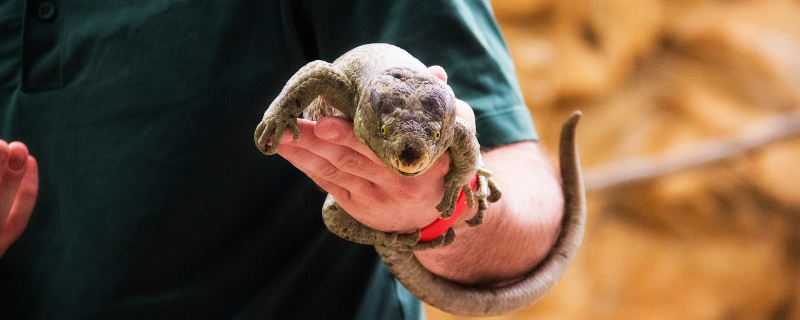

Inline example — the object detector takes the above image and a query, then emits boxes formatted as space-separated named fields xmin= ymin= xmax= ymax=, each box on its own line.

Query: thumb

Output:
xmin=428 ymin=65 xmax=448 ymax=83
xmin=0 ymin=156 xmax=38 ymax=257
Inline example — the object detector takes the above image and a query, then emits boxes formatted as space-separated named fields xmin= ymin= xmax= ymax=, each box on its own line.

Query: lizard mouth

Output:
xmin=392 ymin=158 xmax=427 ymax=176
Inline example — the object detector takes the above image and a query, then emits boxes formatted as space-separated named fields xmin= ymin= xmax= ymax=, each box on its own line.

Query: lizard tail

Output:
xmin=376 ymin=111 xmax=586 ymax=317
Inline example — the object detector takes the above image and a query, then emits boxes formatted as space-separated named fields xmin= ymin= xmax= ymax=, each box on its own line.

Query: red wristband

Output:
xmin=417 ymin=175 xmax=479 ymax=242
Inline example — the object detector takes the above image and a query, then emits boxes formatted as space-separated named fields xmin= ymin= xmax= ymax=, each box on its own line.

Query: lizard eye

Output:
xmin=380 ymin=125 xmax=387 ymax=136
xmin=434 ymin=131 xmax=440 ymax=140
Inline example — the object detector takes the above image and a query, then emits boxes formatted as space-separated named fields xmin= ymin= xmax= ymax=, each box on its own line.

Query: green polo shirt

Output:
xmin=0 ymin=0 xmax=537 ymax=319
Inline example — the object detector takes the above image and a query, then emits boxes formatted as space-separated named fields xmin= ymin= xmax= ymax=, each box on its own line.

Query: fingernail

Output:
xmin=319 ymin=127 xmax=340 ymax=140
xmin=8 ymin=153 xmax=25 ymax=171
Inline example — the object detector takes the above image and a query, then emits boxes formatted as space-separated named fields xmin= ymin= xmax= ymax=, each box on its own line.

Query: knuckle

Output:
xmin=313 ymin=179 xmax=337 ymax=195
xmin=332 ymin=151 xmax=363 ymax=170
xmin=317 ymin=162 xmax=341 ymax=179
xmin=332 ymin=151 xmax=385 ymax=178
xmin=319 ymin=164 xmax=359 ymax=188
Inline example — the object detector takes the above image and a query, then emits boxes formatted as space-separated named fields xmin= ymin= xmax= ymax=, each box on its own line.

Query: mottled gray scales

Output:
xmin=254 ymin=43 xmax=586 ymax=317
xmin=255 ymin=43 xmax=496 ymax=241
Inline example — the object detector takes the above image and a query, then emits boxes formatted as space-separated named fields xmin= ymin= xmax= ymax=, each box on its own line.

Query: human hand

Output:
xmin=0 ymin=141 xmax=38 ymax=257
xmin=275 ymin=66 xmax=477 ymax=233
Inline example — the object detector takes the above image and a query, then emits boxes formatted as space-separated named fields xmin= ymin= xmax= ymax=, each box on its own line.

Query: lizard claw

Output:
xmin=384 ymin=230 xmax=422 ymax=251
xmin=408 ymin=227 xmax=456 ymax=251
xmin=384 ymin=231 xmax=399 ymax=246
xmin=465 ymin=198 xmax=487 ymax=227
xmin=463 ymin=184 xmax=475 ymax=208
xmin=464 ymin=174 xmax=492 ymax=227
xmin=436 ymin=172 xmax=464 ymax=216
xmin=438 ymin=189 xmax=459 ymax=219
xmin=395 ymin=229 xmax=421 ymax=246
xmin=382 ymin=228 xmax=457 ymax=252
xmin=487 ymin=177 xmax=502 ymax=203
xmin=254 ymin=112 xmax=300 ymax=155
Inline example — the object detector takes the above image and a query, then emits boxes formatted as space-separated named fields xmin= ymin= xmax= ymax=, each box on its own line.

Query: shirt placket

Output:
xmin=22 ymin=0 xmax=62 ymax=91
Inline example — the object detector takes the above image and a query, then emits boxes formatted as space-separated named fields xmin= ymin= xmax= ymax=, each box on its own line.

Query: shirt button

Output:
xmin=37 ymin=2 xmax=57 ymax=22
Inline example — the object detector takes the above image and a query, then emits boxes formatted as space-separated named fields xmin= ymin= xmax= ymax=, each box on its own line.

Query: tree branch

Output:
xmin=584 ymin=110 xmax=800 ymax=191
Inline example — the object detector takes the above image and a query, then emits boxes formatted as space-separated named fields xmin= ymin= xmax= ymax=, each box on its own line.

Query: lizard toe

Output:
xmin=477 ymin=167 xmax=493 ymax=178
xmin=463 ymin=184 xmax=475 ymax=208
xmin=393 ymin=230 xmax=421 ymax=247
xmin=465 ymin=203 xmax=486 ymax=227
xmin=384 ymin=231 xmax=399 ymax=246
xmin=408 ymin=228 xmax=456 ymax=251
xmin=487 ymin=178 xmax=502 ymax=202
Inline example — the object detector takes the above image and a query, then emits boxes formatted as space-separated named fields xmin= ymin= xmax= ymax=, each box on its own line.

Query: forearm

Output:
xmin=414 ymin=141 xmax=564 ymax=286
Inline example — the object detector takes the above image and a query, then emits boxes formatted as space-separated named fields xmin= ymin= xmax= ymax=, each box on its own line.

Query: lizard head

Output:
xmin=356 ymin=67 xmax=457 ymax=177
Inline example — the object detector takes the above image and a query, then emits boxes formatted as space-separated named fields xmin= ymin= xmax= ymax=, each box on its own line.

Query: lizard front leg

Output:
xmin=322 ymin=194 xmax=420 ymax=248
xmin=254 ymin=60 xmax=355 ymax=155
xmin=322 ymin=194 xmax=457 ymax=251
xmin=436 ymin=118 xmax=501 ymax=224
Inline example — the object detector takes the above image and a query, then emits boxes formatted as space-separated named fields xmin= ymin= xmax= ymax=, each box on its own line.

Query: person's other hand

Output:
xmin=275 ymin=66 xmax=476 ymax=233
xmin=0 ymin=141 xmax=38 ymax=257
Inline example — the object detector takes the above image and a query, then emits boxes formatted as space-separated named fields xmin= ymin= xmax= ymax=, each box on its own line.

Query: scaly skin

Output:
xmin=255 ymin=43 xmax=499 ymax=246
xmin=377 ymin=112 xmax=585 ymax=316
xmin=254 ymin=44 xmax=586 ymax=316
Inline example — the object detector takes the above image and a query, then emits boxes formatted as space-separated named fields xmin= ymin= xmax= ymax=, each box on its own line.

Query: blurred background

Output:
xmin=426 ymin=0 xmax=800 ymax=319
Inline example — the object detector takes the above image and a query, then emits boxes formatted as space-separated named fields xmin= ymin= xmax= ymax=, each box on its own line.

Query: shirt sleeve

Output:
xmin=300 ymin=0 xmax=539 ymax=147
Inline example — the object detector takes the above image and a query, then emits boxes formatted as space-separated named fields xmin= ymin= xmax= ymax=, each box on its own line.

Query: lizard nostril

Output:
xmin=398 ymin=145 xmax=421 ymax=165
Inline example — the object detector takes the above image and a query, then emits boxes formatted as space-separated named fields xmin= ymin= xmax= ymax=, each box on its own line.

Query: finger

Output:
xmin=279 ymin=143 xmax=394 ymax=219
xmin=427 ymin=65 xmax=448 ymax=83
xmin=455 ymin=99 xmax=477 ymax=134
xmin=1 ymin=156 xmax=38 ymax=254
xmin=0 ymin=140 xmax=8 ymax=166
xmin=286 ymin=118 xmax=390 ymax=181
xmin=256 ymin=121 xmax=274 ymax=149
xmin=278 ymin=118 xmax=314 ymax=144
xmin=0 ymin=142 xmax=29 ymax=230
xmin=426 ymin=65 xmax=476 ymax=132
xmin=313 ymin=117 xmax=384 ymax=164
xmin=314 ymin=116 xmax=451 ymax=202
xmin=426 ymin=66 xmax=476 ymax=133
xmin=0 ymin=140 xmax=9 ymax=225
xmin=277 ymin=144 xmax=383 ymax=202
xmin=278 ymin=143 xmax=360 ymax=189
xmin=270 ymin=118 xmax=312 ymax=147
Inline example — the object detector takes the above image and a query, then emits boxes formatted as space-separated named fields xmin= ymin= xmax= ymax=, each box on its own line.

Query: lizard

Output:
xmin=255 ymin=43 xmax=499 ymax=250
xmin=254 ymin=43 xmax=586 ymax=316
